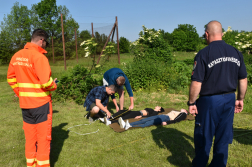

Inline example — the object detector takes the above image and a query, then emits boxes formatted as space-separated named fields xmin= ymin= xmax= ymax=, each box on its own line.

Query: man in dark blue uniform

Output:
xmin=188 ymin=21 xmax=247 ymax=167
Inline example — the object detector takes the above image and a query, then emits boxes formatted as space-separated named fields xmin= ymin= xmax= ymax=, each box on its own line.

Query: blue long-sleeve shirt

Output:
xmin=103 ymin=68 xmax=133 ymax=99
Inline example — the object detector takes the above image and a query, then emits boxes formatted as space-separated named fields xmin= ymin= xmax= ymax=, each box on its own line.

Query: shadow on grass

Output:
xmin=151 ymin=126 xmax=194 ymax=167
xmin=107 ymin=100 xmax=131 ymax=114
xmin=50 ymin=123 xmax=69 ymax=167
xmin=53 ymin=110 xmax=59 ymax=114
xmin=107 ymin=101 xmax=117 ymax=114
xmin=233 ymin=128 xmax=252 ymax=145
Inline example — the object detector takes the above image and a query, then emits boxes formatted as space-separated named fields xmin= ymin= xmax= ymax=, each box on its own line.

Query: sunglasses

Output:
xmin=41 ymin=39 xmax=49 ymax=47
xmin=203 ymin=31 xmax=209 ymax=39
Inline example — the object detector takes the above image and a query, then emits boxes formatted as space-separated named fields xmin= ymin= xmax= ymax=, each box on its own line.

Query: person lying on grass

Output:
xmin=99 ymin=106 xmax=165 ymax=125
xmin=118 ymin=109 xmax=188 ymax=130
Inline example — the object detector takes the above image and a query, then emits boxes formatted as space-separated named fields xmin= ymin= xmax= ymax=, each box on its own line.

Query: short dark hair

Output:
xmin=117 ymin=76 xmax=125 ymax=85
xmin=108 ymin=85 xmax=117 ymax=92
xmin=160 ymin=107 xmax=165 ymax=113
xmin=31 ymin=29 xmax=49 ymax=45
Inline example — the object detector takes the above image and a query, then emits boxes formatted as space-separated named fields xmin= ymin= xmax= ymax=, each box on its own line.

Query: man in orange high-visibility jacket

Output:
xmin=7 ymin=29 xmax=57 ymax=167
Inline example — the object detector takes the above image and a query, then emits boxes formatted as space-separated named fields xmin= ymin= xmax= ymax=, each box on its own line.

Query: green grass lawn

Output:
xmin=173 ymin=51 xmax=197 ymax=61
xmin=1 ymin=53 xmax=252 ymax=167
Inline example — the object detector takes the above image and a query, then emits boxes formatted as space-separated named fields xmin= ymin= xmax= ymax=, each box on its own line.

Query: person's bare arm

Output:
xmin=134 ymin=116 xmax=142 ymax=119
xmin=134 ymin=109 xmax=147 ymax=119
xmin=129 ymin=97 xmax=134 ymax=110
xmin=235 ymin=78 xmax=247 ymax=113
xmin=95 ymin=99 xmax=111 ymax=118
xmin=112 ymin=98 xmax=120 ymax=112
xmin=118 ymin=89 xmax=124 ymax=110
xmin=237 ymin=78 xmax=247 ymax=100
xmin=188 ymin=81 xmax=202 ymax=116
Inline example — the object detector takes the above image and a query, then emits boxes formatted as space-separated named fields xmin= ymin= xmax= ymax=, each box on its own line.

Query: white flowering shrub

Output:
xmin=223 ymin=26 xmax=252 ymax=54
xmin=80 ymin=37 xmax=97 ymax=58
xmin=234 ymin=32 xmax=252 ymax=53
xmin=223 ymin=27 xmax=252 ymax=86
xmin=80 ymin=37 xmax=103 ymax=69
xmin=130 ymin=25 xmax=172 ymax=62
xmin=222 ymin=26 xmax=233 ymax=35
xmin=222 ymin=26 xmax=239 ymax=47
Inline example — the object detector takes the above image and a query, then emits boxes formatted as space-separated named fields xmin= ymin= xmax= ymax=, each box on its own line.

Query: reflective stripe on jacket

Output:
xmin=7 ymin=42 xmax=57 ymax=108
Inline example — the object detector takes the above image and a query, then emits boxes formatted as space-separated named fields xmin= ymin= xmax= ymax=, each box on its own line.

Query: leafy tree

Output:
xmin=160 ymin=29 xmax=173 ymax=45
xmin=0 ymin=0 xmax=81 ymax=63
xmin=79 ymin=30 xmax=92 ymax=42
xmin=56 ymin=6 xmax=79 ymax=59
xmin=30 ymin=0 xmax=58 ymax=37
xmin=94 ymin=31 xmax=108 ymax=54
xmin=57 ymin=5 xmax=79 ymax=41
xmin=172 ymin=24 xmax=199 ymax=51
xmin=1 ymin=2 xmax=31 ymax=49
xmin=0 ymin=2 xmax=31 ymax=64
xmin=172 ymin=30 xmax=187 ymax=51
xmin=119 ymin=37 xmax=130 ymax=53
xmin=31 ymin=0 xmax=79 ymax=58
xmin=0 ymin=30 xmax=14 ymax=64
xmin=30 ymin=0 xmax=79 ymax=60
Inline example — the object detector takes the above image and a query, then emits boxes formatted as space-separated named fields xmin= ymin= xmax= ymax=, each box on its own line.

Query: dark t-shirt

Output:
xmin=144 ymin=108 xmax=159 ymax=117
xmin=191 ymin=40 xmax=247 ymax=96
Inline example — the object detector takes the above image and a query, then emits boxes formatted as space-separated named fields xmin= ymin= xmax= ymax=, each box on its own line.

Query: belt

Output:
xmin=200 ymin=91 xmax=235 ymax=97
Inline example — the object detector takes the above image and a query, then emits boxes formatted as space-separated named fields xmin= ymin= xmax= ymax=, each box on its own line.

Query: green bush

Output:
xmin=241 ymin=54 xmax=252 ymax=86
xmin=124 ymin=58 xmax=166 ymax=90
xmin=183 ymin=58 xmax=194 ymax=66
xmin=128 ymin=25 xmax=192 ymax=91
xmin=196 ymin=43 xmax=207 ymax=52
xmin=53 ymin=64 xmax=98 ymax=104
xmin=245 ymin=64 xmax=252 ymax=86
xmin=243 ymin=53 xmax=252 ymax=65
xmin=124 ymin=59 xmax=191 ymax=91
xmin=165 ymin=61 xmax=192 ymax=90
xmin=144 ymin=39 xmax=173 ymax=63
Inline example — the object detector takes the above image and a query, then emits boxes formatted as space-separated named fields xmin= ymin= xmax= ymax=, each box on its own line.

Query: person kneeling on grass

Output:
xmin=118 ymin=109 xmax=188 ymax=130
xmin=83 ymin=85 xmax=117 ymax=122
xmin=100 ymin=106 xmax=165 ymax=125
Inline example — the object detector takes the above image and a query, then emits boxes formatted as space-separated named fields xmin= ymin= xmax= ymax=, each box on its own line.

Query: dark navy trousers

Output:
xmin=192 ymin=93 xmax=235 ymax=167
